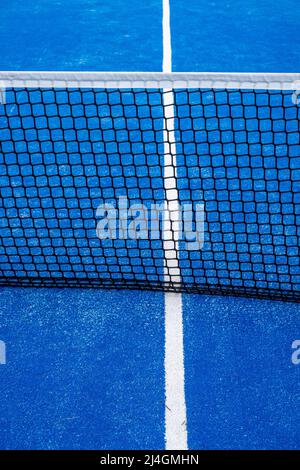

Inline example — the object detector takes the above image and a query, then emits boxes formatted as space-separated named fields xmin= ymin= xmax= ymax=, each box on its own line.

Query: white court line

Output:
xmin=163 ymin=0 xmax=188 ymax=451
xmin=162 ymin=0 xmax=172 ymax=73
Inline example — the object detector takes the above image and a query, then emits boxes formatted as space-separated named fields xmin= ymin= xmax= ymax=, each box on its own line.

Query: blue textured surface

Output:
xmin=183 ymin=294 xmax=300 ymax=449
xmin=0 ymin=287 xmax=165 ymax=449
xmin=0 ymin=0 xmax=162 ymax=71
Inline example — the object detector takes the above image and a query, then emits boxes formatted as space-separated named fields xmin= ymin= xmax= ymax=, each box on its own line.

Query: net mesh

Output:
xmin=0 ymin=76 xmax=299 ymax=301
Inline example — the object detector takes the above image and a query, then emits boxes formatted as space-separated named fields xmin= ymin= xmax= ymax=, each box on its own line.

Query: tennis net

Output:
xmin=0 ymin=72 xmax=299 ymax=301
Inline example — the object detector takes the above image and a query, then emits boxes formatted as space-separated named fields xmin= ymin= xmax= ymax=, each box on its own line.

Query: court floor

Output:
xmin=0 ymin=0 xmax=299 ymax=450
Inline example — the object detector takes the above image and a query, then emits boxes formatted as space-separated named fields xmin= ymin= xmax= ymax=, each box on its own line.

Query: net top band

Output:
xmin=0 ymin=71 xmax=300 ymax=90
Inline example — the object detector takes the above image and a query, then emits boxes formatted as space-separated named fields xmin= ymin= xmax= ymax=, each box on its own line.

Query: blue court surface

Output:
xmin=0 ymin=0 xmax=300 ymax=451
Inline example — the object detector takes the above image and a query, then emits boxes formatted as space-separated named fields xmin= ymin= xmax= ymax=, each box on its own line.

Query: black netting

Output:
xmin=0 ymin=86 xmax=299 ymax=301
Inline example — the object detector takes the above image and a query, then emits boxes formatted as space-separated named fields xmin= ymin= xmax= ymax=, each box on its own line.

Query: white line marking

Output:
xmin=163 ymin=0 xmax=188 ymax=451
xmin=163 ymin=0 xmax=172 ymax=73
